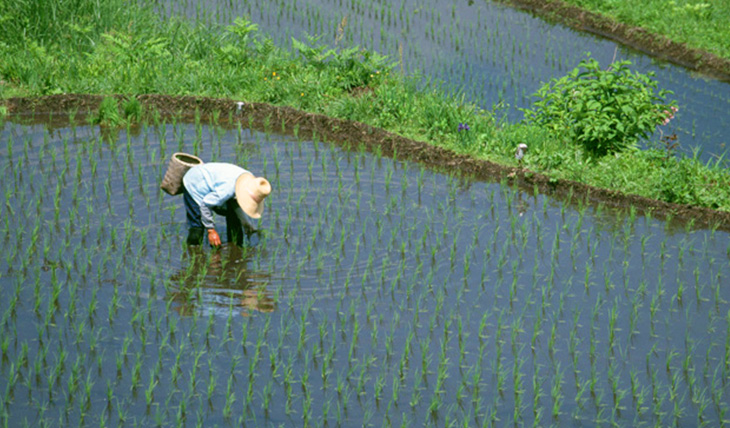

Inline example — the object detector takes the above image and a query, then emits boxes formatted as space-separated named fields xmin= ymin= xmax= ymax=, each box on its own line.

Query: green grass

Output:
xmin=0 ymin=0 xmax=728 ymax=211
xmin=562 ymin=0 xmax=730 ymax=60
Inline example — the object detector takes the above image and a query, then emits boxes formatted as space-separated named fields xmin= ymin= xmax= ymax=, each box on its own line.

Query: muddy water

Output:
xmin=164 ymin=0 xmax=730 ymax=161
xmin=0 ymin=117 xmax=729 ymax=426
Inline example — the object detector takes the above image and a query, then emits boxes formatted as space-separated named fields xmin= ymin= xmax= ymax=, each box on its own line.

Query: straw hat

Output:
xmin=235 ymin=173 xmax=271 ymax=219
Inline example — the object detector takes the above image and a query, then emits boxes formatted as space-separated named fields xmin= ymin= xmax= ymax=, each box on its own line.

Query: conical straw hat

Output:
xmin=235 ymin=173 xmax=271 ymax=219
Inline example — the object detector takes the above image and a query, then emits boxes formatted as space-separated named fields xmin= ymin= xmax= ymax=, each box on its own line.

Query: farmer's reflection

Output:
xmin=168 ymin=245 xmax=275 ymax=316
xmin=515 ymin=191 xmax=530 ymax=217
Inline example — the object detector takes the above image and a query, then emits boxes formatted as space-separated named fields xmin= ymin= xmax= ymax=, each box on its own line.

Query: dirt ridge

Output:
xmin=496 ymin=0 xmax=730 ymax=82
xmin=3 ymin=94 xmax=730 ymax=231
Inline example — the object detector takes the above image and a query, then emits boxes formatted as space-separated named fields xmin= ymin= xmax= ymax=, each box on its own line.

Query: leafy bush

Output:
xmin=85 ymin=30 xmax=172 ymax=92
xmin=217 ymin=17 xmax=259 ymax=66
xmin=521 ymin=56 xmax=675 ymax=157
xmin=291 ymin=35 xmax=393 ymax=91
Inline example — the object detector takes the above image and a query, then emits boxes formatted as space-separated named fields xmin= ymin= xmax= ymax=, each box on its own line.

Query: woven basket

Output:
xmin=160 ymin=152 xmax=203 ymax=196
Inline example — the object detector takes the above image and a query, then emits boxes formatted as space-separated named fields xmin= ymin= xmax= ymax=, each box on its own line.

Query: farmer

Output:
xmin=182 ymin=162 xmax=271 ymax=247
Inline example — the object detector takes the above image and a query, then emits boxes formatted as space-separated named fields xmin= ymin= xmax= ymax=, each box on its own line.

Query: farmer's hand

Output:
xmin=207 ymin=229 xmax=221 ymax=247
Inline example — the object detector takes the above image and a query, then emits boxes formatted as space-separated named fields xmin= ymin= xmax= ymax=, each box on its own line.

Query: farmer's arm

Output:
xmin=198 ymin=205 xmax=216 ymax=229
xmin=199 ymin=190 xmax=227 ymax=228
xmin=201 ymin=190 xmax=229 ymax=246
xmin=234 ymin=206 xmax=257 ymax=234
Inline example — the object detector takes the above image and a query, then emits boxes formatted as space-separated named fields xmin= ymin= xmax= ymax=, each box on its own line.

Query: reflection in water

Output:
xmin=514 ymin=191 xmax=530 ymax=217
xmin=167 ymin=243 xmax=275 ymax=316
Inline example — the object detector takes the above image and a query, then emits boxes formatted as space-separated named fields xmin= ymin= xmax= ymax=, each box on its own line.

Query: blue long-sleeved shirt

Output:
xmin=182 ymin=162 xmax=252 ymax=229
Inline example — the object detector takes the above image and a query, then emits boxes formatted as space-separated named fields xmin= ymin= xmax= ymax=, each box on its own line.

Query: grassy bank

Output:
xmin=561 ymin=0 xmax=730 ymax=61
xmin=1 ymin=0 xmax=729 ymax=212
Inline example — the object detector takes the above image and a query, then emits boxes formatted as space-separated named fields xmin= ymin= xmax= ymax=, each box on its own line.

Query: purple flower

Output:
xmin=458 ymin=123 xmax=470 ymax=132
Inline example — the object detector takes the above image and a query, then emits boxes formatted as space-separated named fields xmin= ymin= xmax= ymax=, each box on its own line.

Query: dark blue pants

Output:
xmin=183 ymin=188 xmax=244 ymax=246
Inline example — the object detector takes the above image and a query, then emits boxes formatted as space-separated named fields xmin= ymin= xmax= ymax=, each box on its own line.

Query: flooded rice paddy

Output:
xmin=162 ymin=0 xmax=730 ymax=162
xmin=0 ymin=115 xmax=729 ymax=426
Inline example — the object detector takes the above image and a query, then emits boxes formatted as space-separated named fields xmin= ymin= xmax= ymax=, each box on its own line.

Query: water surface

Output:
xmin=0 ymin=117 xmax=728 ymax=426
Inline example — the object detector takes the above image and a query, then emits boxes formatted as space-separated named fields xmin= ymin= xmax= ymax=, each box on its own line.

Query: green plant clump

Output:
xmin=521 ymin=56 xmax=675 ymax=157
xmin=89 ymin=97 xmax=122 ymax=126
xmin=87 ymin=96 xmax=142 ymax=127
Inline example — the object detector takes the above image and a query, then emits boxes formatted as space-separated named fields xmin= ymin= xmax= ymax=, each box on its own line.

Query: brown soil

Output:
xmin=497 ymin=0 xmax=730 ymax=82
xmin=3 ymin=94 xmax=730 ymax=231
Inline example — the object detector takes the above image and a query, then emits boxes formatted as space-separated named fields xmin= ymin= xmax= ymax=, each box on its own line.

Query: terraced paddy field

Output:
xmin=1 ymin=111 xmax=728 ymax=426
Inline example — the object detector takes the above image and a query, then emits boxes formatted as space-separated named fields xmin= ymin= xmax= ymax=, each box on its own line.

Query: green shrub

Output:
xmin=217 ymin=17 xmax=259 ymax=66
xmin=521 ymin=56 xmax=675 ymax=157
xmin=291 ymin=35 xmax=393 ymax=92
xmin=85 ymin=29 xmax=172 ymax=93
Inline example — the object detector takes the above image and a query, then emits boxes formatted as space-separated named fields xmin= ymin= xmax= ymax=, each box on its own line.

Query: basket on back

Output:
xmin=160 ymin=152 xmax=204 ymax=196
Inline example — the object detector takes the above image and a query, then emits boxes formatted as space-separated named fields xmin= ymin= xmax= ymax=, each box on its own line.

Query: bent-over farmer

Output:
xmin=182 ymin=162 xmax=271 ymax=247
